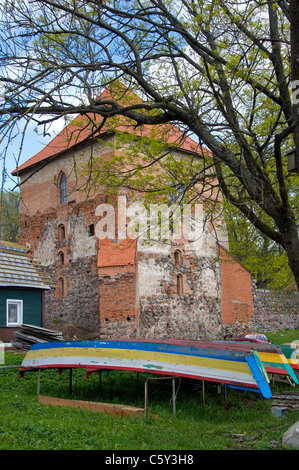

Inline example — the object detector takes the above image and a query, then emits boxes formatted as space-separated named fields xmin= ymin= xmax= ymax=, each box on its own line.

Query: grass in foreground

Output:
xmin=267 ymin=329 xmax=299 ymax=345
xmin=1 ymin=330 xmax=299 ymax=450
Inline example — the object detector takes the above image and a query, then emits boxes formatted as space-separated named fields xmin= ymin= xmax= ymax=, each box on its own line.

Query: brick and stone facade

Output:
xmin=13 ymin=109 xmax=256 ymax=341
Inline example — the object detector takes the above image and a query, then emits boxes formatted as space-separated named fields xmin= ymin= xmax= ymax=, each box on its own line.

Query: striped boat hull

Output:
xmin=108 ymin=338 xmax=299 ymax=384
xmin=19 ymin=340 xmax=272 ymax=398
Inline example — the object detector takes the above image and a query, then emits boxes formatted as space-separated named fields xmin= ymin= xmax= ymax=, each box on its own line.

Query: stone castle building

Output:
xmin=12 ymin=89 xmax=255 ymax=341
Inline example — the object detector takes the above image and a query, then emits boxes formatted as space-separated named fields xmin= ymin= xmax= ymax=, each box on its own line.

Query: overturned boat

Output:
xmin=19 ymin=339 xmax=272 ymax=398
xmin=106 ymin=338 xmax=298 ymax=384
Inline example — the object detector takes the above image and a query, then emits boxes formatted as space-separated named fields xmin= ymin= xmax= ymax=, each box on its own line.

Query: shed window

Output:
xmin=59 ymin=172 xmax=68 ymax=204
xmin=6 ymin=299 xmax=23 ymax=326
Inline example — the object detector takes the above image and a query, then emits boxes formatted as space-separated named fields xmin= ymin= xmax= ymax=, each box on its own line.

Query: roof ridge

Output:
xmin=12 ymin=85 xmax=209 ymax=177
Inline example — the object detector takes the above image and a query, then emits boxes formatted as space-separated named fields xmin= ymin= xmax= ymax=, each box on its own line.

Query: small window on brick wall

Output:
xmin=58 ymin=251 xmax=64 ymax=265
xmin=59 ymin=172 xmax=68 ymax=204
xmin=176 ymin=273 xmax=183 ymax=295
xmin=58 ymin=277 xmax=65 ymax=297
xmin=58 ymin=224 xmax=66 ymax=241
xmin=174 ymin=249 xmax=183 ymax=268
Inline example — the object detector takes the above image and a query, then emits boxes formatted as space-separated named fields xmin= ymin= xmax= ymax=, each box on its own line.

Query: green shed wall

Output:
xmin=0 ymin=287 xmax=42 ymax=327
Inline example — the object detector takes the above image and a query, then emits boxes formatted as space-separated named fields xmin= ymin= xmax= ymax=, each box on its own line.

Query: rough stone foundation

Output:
xmin=137 ymin=252 xmax=223 ymax=340
xmin=44 ymin=257 xmax=100 ymax=339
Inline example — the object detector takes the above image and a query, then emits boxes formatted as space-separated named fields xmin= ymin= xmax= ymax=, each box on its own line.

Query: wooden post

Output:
xmin=145 ymin=377 xmax=148 ymax=418
xmin=172 ymin=378 xmax=176 ymax=415
xmin=37 ymin=369 xmax=41 ymax=395
xmin=69 ymin=368 xmax=73 ymax=395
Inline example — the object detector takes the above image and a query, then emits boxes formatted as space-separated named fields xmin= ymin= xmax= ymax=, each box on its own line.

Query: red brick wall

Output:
xmin=98 ymin=264 xmax=139 ymax=324
xmin=220 ymin=246 xmax=254 ymax=325
xmin=19 ymin=140 xmax=113 ymax=217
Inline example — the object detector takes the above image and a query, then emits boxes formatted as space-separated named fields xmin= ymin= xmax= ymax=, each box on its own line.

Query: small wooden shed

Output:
xmin=0 ymin=241 xmax=50 ymax=342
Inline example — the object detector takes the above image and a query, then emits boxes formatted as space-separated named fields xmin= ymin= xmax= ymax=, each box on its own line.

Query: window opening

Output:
xmin=6 ymin=300 xmax=23 ymax=326
xmin=88 ymin=224 xmax=95 ymax=236
xmin=59 ymin=251 xmax=64 ymax=265
xmin=59 ymin=172 xmax=68 ymax=204
xmin=58 ymin=224 xmax=66 ymax=241
xmin=174 ymin=249 xmax=182 ymax=267
xmin=58 ymin=277 xmax=65 ymax=297
xmin=168 ymin=182 xmax=185 ymax=203
xmin=176 ymin=274 xmax=183 ymax=295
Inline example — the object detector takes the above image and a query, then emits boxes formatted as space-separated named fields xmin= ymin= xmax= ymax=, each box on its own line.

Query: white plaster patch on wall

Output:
xmin=137 ymin=256 xmax=171 ymax=297
xmin=196 ymin=264 xmax=221 ymax=299
xmin=70 ymin=215 xmax=97 ymax=260
xmin=137 ymin=238 xmax=171 ymax=256
xmin=34 ymin=222 xmax=57 ymax=266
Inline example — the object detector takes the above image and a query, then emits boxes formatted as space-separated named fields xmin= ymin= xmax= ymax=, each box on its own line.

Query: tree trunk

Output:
xmin=275 ymin=207 xmax=299 ymax=290
xmin=287 ymin=0 xmax=299 ymax=290
xmin=290 ymin=0 xmax=299 ymax=162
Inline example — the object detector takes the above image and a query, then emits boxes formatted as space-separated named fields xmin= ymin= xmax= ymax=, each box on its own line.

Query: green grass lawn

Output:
xmin=1 ymin=330 xmax=299 ymax=450
xmin=267 ymin=329 xmax=299 ymax=345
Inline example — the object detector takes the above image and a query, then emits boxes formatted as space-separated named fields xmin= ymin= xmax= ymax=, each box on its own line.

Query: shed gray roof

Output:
xmin=0 ymin=242 xmax=50 ymax=290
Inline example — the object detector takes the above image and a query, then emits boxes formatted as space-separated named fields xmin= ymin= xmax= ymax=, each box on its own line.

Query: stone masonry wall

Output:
xmin=137 ymin=250 xmax=223 ymax=340
xmin=253 ymin=286 xmax=299 ymax=332
xmin=18 ymin=196 xmax=105 ymax=339
xmin=96 ymin=242 xmax=224 ymax=341
xmin=44 ymin=257 xmax=100 ymax=339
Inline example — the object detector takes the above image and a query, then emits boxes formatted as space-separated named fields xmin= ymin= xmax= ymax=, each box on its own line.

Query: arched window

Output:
xmin=59 ymin=172 xmax=68 ymax=204
xmin=176 ymin=273 xmax=183 ymax=295
xmin=58 ymin=224 xmax=66 ymax=241
xmin=174 ymin=249 xmax=183 ymax=268
xmin=58 ymin=277 xmax=65 ymax=297
xmin=58 ymin=251 xmax=64 ymax=265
